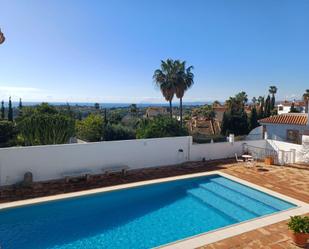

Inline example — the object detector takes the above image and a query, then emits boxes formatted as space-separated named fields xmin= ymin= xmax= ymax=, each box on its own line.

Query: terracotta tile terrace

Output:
xmin=0 ymin=159 xmax=308 ymax=248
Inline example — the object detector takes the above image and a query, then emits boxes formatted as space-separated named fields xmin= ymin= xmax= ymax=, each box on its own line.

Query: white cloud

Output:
xmin=0 ymin=86 xmax=43 ymax=101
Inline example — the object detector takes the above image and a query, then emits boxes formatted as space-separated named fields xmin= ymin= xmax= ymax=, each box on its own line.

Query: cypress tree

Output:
xmin=1 ymin=100 xmax=4 ymax=119
xmin=257 ymin=96 xmax=264 ymax=119
xmin=18 ymin=98 xmax=23 ymax=116
xmin=19 ymin=98 xmax=22 ymax=109
xmin=221 ymin=111 xmax=229 ymax=136
xmin=249 ymin=106 xmax=259 ymax=131
xmin=8 ymin=97 xmax=13 ymax=121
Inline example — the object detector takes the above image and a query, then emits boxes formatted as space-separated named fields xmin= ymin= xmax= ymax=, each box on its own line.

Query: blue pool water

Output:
xmin=0 ymin=175 xmax=295 ymax=249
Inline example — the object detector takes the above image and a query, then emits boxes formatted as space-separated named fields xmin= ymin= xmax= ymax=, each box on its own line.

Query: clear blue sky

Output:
xmin=0 ymin=0 xmax=308 ymax=103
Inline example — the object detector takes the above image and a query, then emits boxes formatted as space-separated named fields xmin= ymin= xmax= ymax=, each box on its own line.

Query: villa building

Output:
xmin=277 ymin=100 xmax=306 ymax=114
xmin=259 ymin=113 xmax=309 ymax=144
xmin=145 ymin=107 xmax=168 ymax=118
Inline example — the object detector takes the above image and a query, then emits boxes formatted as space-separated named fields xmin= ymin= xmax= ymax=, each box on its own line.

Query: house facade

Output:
xmin=145 ymin=107 xmax=168 ymax=118
xmin=259 ymin=113 xmax=309 ymax=144
xmin=277 ymin=101 xmax=306 ymax=114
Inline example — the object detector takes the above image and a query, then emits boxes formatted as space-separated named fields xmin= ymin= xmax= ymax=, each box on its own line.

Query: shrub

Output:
xmin=0 ymin=121 xmax=17 ymax=147
xmin=288 ymin=216 xmax=309 ymax=233
xmin=17 ymin=104 xmax=75 ymax=146
xmin=76 ymin=114 xmax=105 ymax=142
xmin=136 ymin=116 xmax=188 ymax=139
xmin=105 ymin=124 xmax=135 ymax=141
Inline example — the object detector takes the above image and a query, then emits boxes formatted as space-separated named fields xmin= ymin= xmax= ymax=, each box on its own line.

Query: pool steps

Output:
xmin=210 ymin=177 xmax=292 ymax=210
xmin=187 ymin=188 xmax=256 ymax=222
xmin=199 ymin=182 xmax=278 ymax=215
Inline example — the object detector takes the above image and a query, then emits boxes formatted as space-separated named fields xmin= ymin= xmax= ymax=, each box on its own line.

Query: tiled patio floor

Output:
xmin=199 ymin=163 xmax=309 ymax=249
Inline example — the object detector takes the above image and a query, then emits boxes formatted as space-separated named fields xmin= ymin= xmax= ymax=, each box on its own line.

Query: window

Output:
xmin=286 ymin=130 xmax=300 ymax=144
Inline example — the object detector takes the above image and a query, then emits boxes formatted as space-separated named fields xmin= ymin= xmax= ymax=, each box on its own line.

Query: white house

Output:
xmin=277 ymin=101 xmax=306 ymax=114
xmin=259 ymin=113 xmax=309 ymax=144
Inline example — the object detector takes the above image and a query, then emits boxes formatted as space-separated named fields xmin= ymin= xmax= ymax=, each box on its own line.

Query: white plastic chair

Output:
xmin=235 ymin=153 xmax=243 ymax=163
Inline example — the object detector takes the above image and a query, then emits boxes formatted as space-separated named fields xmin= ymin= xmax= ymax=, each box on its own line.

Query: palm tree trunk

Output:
xmin=169 ymin=100 xmax=172 ymax=119
xmin=180 ymin=97 xmax=183 ymax=126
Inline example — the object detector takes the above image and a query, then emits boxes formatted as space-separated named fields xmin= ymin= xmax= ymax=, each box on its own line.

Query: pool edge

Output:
xmin=0 ymin=171 xmax=308 ymax=249
xmin=157 ymin=172 xmax=309 ymax=249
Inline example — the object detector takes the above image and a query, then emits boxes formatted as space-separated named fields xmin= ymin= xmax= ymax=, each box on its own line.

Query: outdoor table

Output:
xmin=242 ymin=154 xmax=253 ymax=161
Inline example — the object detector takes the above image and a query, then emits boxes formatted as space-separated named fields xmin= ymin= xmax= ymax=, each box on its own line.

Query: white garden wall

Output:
xmin=0 ymin=137 xmax=191 ymax=186
xmin=190 ymin=140 xmax=266 ymax=161
xmin=0 ymin=137 xmax=301 ymax=187
xmin=266 ymin=139 xmax=305 ymax=163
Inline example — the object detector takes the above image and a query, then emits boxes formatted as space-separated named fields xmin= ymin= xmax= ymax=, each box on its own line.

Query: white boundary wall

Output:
xmin=0 ymin=137 xmax=191 ymax=186
xmin=0 ymin=137 xmax=298 ymax=186
xmin=266 ymin=139 xmax=305 ymax=163
xmin=190 ymin=140 xmax=266 ymax=161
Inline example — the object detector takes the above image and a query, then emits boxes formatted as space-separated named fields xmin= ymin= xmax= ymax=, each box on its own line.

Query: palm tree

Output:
xmin=269 ymin=86 xmax=277 ymax=110
xmin=174 ymin=60 xmax=194 ymax=126
xmin=153 ymin=59 xmax=194 ymax=122
xmin=153 ymin=59 xmax=176 ymax=119
xmin=252 ymin=97 xmax=257 ymax=105
xmin=303 ymin=89 xmax=309 ymax=113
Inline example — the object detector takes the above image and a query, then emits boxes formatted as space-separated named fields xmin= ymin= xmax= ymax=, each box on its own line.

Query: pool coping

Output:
xmin=0 ymin=171 xmax=308 ymax=249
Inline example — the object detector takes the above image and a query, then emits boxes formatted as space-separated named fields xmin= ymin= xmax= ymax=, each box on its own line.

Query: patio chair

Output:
xmin=235 ymin=153 xmax=243 ymax=163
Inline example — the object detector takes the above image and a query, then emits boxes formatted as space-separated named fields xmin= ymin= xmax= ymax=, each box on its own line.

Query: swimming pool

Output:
xmin=0 ymin=173 xmax=298 ymax=249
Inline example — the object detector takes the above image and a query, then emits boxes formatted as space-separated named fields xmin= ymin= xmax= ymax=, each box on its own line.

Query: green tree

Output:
xmin=8 ymin=97 xmax=13 ymax=121
xmin=1 ymin=100 xmax=4 ymax=119
xmin=0 ymin=121 xmax=17 ymax=147
xmin=269 ymin=85 xmax=277 ymax=110
xmin=36 ymin=102 xmax=58 ymax=114
xmin=76 ymin=114 xmax=105 ymax=142
xmin=153 ymin=59 xmax=176 ymax=119
xmin=173 ymin=60 xmax=194 ymax=126
xmin=303 ymin=89 xmax=309 ymax=113
xmin=94 ymin=103 xmax=100 ymax=110
xmin=136 ymin=116 xmax=188 ymax=139
xmin=289 ymin=102 xmax=299 ymax=113
xmin=105 ymin=124 xmax=135 ymax=141
xmin=249 ymin=106 xmax=259 ymax=131
xmin=130 ymin=104 xmax=138 ymax=117
xmin=18 ymin=98 xmax=22 ymax=109
xmin=17 ymin=103 xmax=75 ymax=145
xmin=257 ymin=96 xmax=264 ymax=119
xmin=252 ymin=97 xmax=257 ymax=105
xmin=18 ymin=98 xmax=23 ymax=116
xmin=221 ymin=92 xmax=249 ymax=136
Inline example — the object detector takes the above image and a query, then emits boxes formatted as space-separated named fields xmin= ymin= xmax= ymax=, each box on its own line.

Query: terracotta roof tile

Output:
xmin=259 ymin=114 xmax=308 ymax=126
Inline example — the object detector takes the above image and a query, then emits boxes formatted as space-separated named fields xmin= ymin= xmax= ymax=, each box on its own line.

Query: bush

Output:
xmin=76 ymin=114 xmax=105 ymax=142
xmin=288 ymin=216 xmax=309 ymax=233
xmin=17 ymin=104 xmax=75 ymax=146
xmin=105 ymin=124 xmax=135 ymax=141
xmin=0 ymin=121 xmax=17 ymax=147
xmin=136 ymin=116 xmax=188 ymax=139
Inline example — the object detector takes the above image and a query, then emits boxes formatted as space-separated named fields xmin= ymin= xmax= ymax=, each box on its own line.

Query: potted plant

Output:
xmin=264 ymin=156 xmax=274 ymax=165
xmin=288 ymin=216 xmax=309 ymax=247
